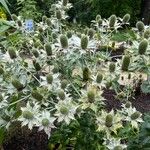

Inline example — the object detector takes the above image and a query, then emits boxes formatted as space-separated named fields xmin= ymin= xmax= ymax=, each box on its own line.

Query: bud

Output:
xmin=44 ymin=43 xmax=52 ymax=56
xmin=63 ymin=0 xmax=68 ymax=6
xmin=8 ymin=47 xmax=17 ymax=59
xmin=17 ymin=20 xmax=22 ymax=27
xmin=121 ymin=55 xmax=130 ymax=71
xmin=106 ymin=81 xmax=112 ymax=89
xmin=128 ymin=73 xmax=131 ymax=79
xmin=114 ymin=146 xmax=123 ymax=150
xmin=34 ymin=40 xmax=41 ymax=48
xmin=81 ymin=35 xmax=89 ymax=49
xmin=105 ymin=114 xmax=113 ymax=127
xmin=96 ymin=73 xmax=103 ymax=83
xmin=144 ymin=29 xmax=150 ymax=39
xmin=58 ymin=90 xmax=65 ymax=100
xmin=67 ymin=31 xmax=72 ymax=39
xmin=23 ymin=111 xmax=33 ymax=119
xmin=53 ymin=65 xmax=59 ymax=73
xmin=109 ymin=15 xmax=117 ymax=28
xmin=42 ymin=118 xmax=49 ymax=126
xmin=60 ymin=106 xmax=69 ymax=115
xmin=46 ymin=74 xmax=53 ymax=84
xmin=96 ymin=15 xmax=101 ymax=22
xmin=83 ymin=67 xmax=90 ymax=81
xmin=88 ymin=28 xmax=95 ymax=39
xmin=61 ymin=79 xmax=68 ymax=89
xmin=42 ymin=16 xmax=47 ymax=23
xmin=136 ymin=21 xmax=145 ymax=32
xmin=109 ymin=62 xmax=116 ymax=72
xmin=60 ymin=34 xmax=68 ymax=49
xmin=46 ymin=18 xmax=51 ymax=26
xmin=0 ymin=94 xmax=3 ymax=102
xmin=11 ymin=14 xmax=18 ymax=21
xmin=12 ymin=79 xmax=24 ymax=91
xmin=32 ymin=49 xmax=39 ymax=58
xmin=51 ymin=32 xmax=57 ymax=39
xmin=33 ymin=60 xmax=41 ymax=71
xmin=87 ymin=90 xmax=95 ymax=103
xmin=131 ymin=111 xmax=141 ymax=120
xmin=122 ymin=14 xmax=130 ymax=23
xmin=56 ymin=10 xmax=62 ymax=20
xmin=31 ymin=90 xmax=43 ymax=101
xmin=0 ymin=67 xmax=4 ymax=75
xmin=84 ymin=28 xmax=89 ymax=35
xmin=98 ymin=19 xmax=103 ymax=26
xmin=125 ymin=102 xmax=131 ymax=108
xmin=138 ymin=39 xmax=148 ymax=55
xmin=38 ymin=27 xmax=43 ymax=33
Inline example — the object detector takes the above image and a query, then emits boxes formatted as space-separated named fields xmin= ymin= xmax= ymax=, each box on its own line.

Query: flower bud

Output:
xmin=122 ymin=14 xmax=130 ymax=23
xmin=96 ymin=15 xmax=101 ymax=22
xmin=56 ymin=10 xmax=62 ymax=20
xmin=60 ymin=34 xmax=68 ymax=49
xmin=61 ymin=79 xmax=68 ymax=89
xmin=88 ymin=28 xmax=95 ymax=39
xmin=8 ymin=47 xmax=17 ymax=59
xmin=109 ymin=62 xmax=116 ymax=72
xmin=46 ymin=18 xmax=51 ymax=26
xmin=144 ymin=29 xmax=150 ymax=39
xmin=121 ymin=55 xmax=130 ymax=71
xmin=58 ymin=90 xmax=65 ymax=100
xmin=33 ymin=60 xmax=41 ymax=71
xmin=23 ymin=111 xmax=33 ymax=119
xmin=32 ymin=49 xmax=39 ymax=58
xmin=83 ymin=67 xmax=90 ymax=81
xmin=51 ymin=32 xmax=57 ymax=39
xmin=109 ymin=15 xmax=117 ymax=28
xmin=17 ymin=20 xmax=22 ymax=27
xmin=44 ymin=43 xmax=52 ymax=56
xmin=96 ymin=73 xmax=103 ymax=83
xmin=38 ymin=27 xmax=43 ymax=33
xmin=81 ymin=35 xmax=89 ymax=49
xmin=105 ymin=114 xmax=113 ymax=127
xmin=42 ymin=16 xmax=47 ymax=23
xmin=138 ymin=39 xmax=148 ymax=55
xmin=0 ymin=67 xmax=4 ymax=75
xmin=67 ymin=31 xmax=72 ymax=39
xmin=46 ymin=74 xmax=53 ymax=84
xmin=60 ymin=106 xmax=69 ymax=115
xmin=42 ymin=118 xmax=49 ymax=126
xmin=63 ymin=0 xmax=68 ymax=6
xmin=114 ymin=146 xmax=123 ymax=150
xmin=11 ymin=14 xmax=18 ymax=21
xmin=125 ymin=102 xmax=131 ymax=108
xmin=131 ymin=111 xmax=141 ymax=120
xmin=12 ymin=79 xmax=24 ymax=91
xmin=136 ymin=21 xmax=145 ymax=32
xmin=87 ymin=90 xmax=95 ymax=103
xmin=31 ymin=90 xmax=43 ymax=101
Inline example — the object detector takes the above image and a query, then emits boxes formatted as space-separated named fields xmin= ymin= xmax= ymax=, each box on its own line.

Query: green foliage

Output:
xmin=128 ymin=113 xmax=150 ymax=149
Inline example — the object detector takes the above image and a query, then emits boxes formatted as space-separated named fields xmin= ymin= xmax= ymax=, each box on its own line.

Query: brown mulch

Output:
xmin=103 ymin=89 xmax=150 ymax=113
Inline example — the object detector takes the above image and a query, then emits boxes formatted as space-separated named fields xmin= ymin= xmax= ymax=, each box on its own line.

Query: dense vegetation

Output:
xmin=0 ymin=0 xmax=150 ymax=150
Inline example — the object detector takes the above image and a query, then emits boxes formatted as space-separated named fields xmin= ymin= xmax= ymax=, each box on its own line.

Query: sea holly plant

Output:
xmin=0 ymin=0 xmax=149 ymax=149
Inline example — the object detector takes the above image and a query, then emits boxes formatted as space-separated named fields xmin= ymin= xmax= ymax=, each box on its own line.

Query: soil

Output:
xmin=103 ymin=88 xmax=150 ymax=113
xmin=3 ymin=127 xmax=49 ymax=150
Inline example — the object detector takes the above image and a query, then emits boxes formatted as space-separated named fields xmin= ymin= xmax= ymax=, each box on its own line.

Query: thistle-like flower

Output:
xmin=96 ymin=110 xmax=122 ymax=135
xmin=54 ymin=99 xmax=77 ymax=124
xmin=80 ymin=85 xmax=104 ymax=112
xmin=121 ymin=106 xmax=143 ymax=129
xmin=36 ymin=111 xmax=56 ymax=138
xmin=18 ymin=101 xmax=40 ymax=130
